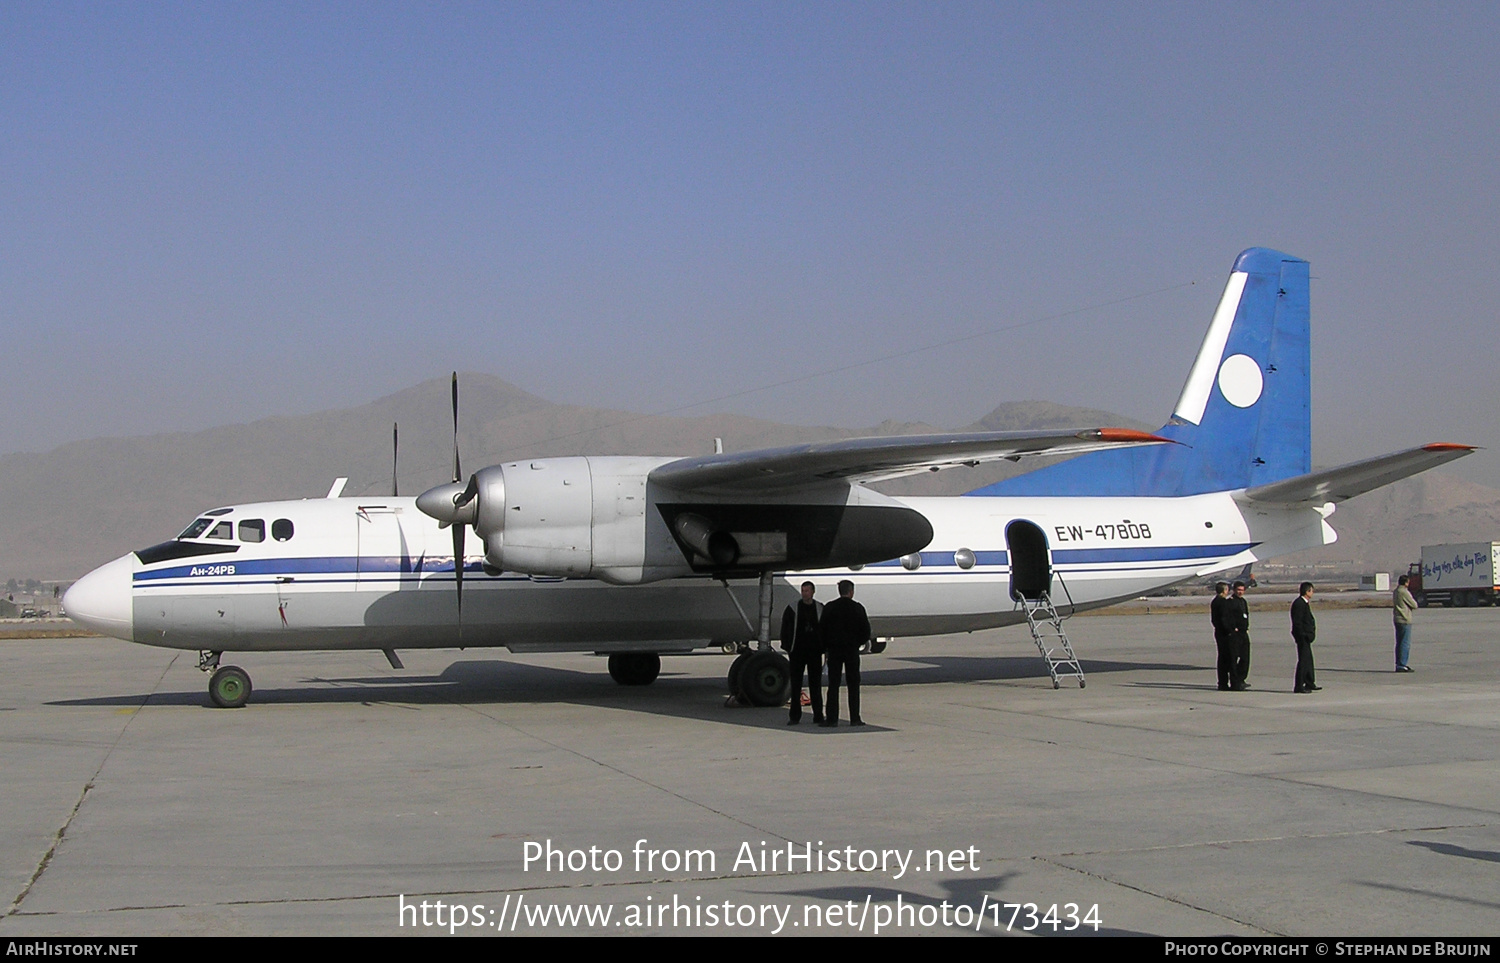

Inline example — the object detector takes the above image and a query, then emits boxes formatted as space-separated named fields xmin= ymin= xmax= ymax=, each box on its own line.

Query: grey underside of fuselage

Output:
xmin=129 ymin=574 xmax=1170 ymax=654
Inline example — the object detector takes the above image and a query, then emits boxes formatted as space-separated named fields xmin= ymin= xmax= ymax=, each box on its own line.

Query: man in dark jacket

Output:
xmin=818 ymin=580 xmax=871 ymax=727
xmin=1227 ymin=581 xmax=1252 ymax=690
xmin=1210 ymin=581 xmax=1233 ymax=691
xmin=1291 ymin=581 xmax=1320 ymax=693
xmin=780 ymin=581 xmax=824 ymax=725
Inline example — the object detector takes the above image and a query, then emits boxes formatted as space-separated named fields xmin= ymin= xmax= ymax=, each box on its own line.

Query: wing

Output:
xmin=649 ymin=428 xmax=1172 ymax=494
xmin=1242 ymin=443 xmax=1477 ymax=504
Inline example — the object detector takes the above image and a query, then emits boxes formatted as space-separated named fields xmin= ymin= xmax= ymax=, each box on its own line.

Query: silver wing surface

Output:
xmin=649 ymin=428 xmax=1172 ymax=495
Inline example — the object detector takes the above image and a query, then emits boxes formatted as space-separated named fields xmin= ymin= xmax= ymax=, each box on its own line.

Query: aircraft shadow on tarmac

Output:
xmin=49 ymin=653 xmax=1200 ymax=727
xmin=1406 ymin=840 xmax=1500 ymax=864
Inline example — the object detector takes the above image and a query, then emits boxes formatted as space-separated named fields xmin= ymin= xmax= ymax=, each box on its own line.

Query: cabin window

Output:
xmin=272 ymin=519 xmax=295 ymax=541
xmin=178 ymin=518 xmax=213 ymax=539
xmin=954 ymin=548 xmax=976 ymax=570
xmin=206 ymin=521 xmax=233 ymax=540
xmin=239 ymin=519 xmax=265 ymax=543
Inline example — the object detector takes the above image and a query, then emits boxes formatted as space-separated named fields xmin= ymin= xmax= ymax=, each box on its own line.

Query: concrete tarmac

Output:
xmin=1 ymin=606 xmax=1496 ymax=937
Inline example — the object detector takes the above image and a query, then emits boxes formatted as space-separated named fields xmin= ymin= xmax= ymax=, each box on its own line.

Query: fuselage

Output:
xmin=64 ymin=490 xmax=1329 ymax=654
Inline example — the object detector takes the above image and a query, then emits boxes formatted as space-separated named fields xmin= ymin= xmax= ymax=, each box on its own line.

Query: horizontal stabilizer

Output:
xmin=1241 ymin=443 xmax=1476 ymax=504
xmin=651 ymin=429 xmax=1170 ymax=494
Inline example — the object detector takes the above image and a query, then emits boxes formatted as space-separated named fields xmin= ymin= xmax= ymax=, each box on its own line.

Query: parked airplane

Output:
xmin=64 ymin=248 xmax=1472 ymax=708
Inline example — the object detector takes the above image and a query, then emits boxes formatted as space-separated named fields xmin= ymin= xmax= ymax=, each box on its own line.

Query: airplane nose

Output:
xmin=63 ymin=555 xmax=135 ymax=641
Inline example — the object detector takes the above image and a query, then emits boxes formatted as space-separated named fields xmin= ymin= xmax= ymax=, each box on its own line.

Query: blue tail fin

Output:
xmin=972 ymin=248 xmax=1311 ymax=497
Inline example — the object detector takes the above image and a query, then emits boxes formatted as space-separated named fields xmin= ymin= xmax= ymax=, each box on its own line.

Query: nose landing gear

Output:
xmin=200 ymin=650 xmax=252 ymax=708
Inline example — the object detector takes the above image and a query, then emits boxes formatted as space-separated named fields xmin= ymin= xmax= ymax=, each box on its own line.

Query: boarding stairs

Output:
xmin=1019 ymin=591 xmax=1086 ymax=689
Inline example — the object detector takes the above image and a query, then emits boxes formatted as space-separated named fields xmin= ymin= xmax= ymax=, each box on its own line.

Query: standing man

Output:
xmin=819 ymin=579 xmax=871 ymax=727
xmin=1227 ymin=580 xmax=1252 ymax=690
xmin=1393 ymin=574 xmax=1417 ymax=672
xmin=1210 ymin=581 xmax=1233 ymax=691
xmin=1291 ymin=581 xmax=1320 ymax=693
xmin=780 ymin=581 xmax=824 ymax=725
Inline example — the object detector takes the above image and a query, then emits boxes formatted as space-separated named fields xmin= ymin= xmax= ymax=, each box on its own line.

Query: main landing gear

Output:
xmin=604 ymin=572 xmax=792 ymax=705
xmin=721 ymin=572 xmax=791 ymax=707
xmin=200 ymin=651 xmax=252 ymax=708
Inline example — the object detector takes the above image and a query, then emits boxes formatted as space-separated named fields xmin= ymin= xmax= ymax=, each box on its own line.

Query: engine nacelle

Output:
xmin=466 ymin=456 xmax=683 ymax=583
xmin=444 ymin=455 xmax=935 ymax=584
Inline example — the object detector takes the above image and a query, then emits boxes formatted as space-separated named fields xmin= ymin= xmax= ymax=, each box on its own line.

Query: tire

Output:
xmin=608 ymin=653 xmax=661 ymax=686
xmin=209 ymin=665 xmax=252 ymax=709
xmin=737 ymin=650 xmax=790 ymax=707
xmin=726 ymin=651 xmax=752 ymax=696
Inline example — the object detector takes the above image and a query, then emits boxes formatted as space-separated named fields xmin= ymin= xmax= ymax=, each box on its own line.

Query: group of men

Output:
xmin=1210 ymin=574 xmax=1421 ymax=693
xmin=1209 ymin=580 xmax=1254 ymax=691
xmin=779 ymin=579 xmax=870 ymax=727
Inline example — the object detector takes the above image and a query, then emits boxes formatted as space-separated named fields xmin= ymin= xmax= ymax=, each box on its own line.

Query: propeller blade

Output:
xmin=451 ymin=372 xmax=461 ymax=483
xmin=392 ymin=423 xmax=399 ymax=497
xmin=452 ymin=515 xmax=464 ymax=629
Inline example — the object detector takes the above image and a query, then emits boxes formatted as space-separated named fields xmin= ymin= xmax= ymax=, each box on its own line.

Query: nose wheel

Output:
xmin=208 ymin=665 xmax=252 ymax=708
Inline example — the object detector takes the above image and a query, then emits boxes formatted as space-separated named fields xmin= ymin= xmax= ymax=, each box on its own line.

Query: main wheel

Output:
xmin=737 ymin=650 xmax=790 ymax=707
xmin=726 ymin=651 xmax=752 ymax=696
xmin=608 ymin=653 xmax=661 ymax=686
xmin=208 ymin=665 xmax=252 ymax=709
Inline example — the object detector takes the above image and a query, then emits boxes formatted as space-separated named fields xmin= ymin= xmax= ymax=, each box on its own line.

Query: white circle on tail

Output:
xmin=1217 ymin=353 xmax=1263 ymax=407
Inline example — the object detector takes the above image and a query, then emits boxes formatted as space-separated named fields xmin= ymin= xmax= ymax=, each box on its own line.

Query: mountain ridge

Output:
xmin=3 ymin=375 xmax=1490 ymax=581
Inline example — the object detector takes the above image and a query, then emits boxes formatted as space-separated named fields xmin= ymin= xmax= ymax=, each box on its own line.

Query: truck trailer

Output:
xmin=1409 ymin=542 xmax=1500 ymax=607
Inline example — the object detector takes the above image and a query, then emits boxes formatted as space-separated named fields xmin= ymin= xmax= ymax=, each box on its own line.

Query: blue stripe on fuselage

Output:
xmin=132 ymin=543 xmax=1252 ymax=584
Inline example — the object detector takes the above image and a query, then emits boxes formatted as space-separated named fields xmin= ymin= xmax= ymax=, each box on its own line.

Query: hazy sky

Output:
xmin=4 ymin=3 xmax=1496 ymax=485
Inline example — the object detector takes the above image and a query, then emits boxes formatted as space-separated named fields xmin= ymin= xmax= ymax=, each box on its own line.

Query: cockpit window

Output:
xmin=206 ymin=521 xmax=233 ymax=540
xmin=179 ymin=518 xmax=213 ymax=539
xmin=238 ymin=519 xmax=265 ymax=543
xmin=272 ymin=519 xmax=294 ymax=541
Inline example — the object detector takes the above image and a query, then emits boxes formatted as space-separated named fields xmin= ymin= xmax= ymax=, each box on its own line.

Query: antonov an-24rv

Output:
xmin=65 ymin=249 xmax=1472 ymax=708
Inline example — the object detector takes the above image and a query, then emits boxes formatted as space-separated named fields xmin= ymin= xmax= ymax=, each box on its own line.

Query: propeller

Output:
xmin=413 ymin=373 xmax=476 ymax=626
xmin=450 ymin=374 xmax=464 ymax=622
xmin=392 ymin=423 xmax=399 ymax=497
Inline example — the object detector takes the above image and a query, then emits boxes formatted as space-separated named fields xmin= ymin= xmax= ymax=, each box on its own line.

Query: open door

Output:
xmin=1005 ymin=520 xmax=1052 ymax=602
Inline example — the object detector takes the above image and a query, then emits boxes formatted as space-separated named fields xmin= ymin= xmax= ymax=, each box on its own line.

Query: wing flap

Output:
xmin=649 ymin=428 xmax=1171 ymax=494
xmin=1241 ymin=443 xmax=1476 ymax=504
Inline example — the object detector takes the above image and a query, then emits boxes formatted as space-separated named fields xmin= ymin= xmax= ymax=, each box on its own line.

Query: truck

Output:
xmin=1408 ymin=542 xmax=1500 ymax=607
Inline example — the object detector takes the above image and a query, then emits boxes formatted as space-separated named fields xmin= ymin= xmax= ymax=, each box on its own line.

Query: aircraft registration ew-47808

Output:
xmin=64 ymin=249 xmax=1474 ymax=708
